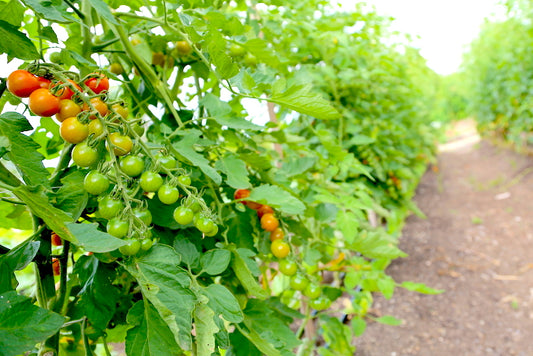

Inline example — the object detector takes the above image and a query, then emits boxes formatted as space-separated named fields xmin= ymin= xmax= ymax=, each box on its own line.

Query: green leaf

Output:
xmin=0 ymin=0 xmax=25 ymax=27
xmin=248 ymin=184 xmax=305 ymax=215
xmin=317 ymin=315 xmax=355 ymax=355
xmin=373 ymin=315 xmax=403 ymax=326
xmin=200 ymin=93 xmax=232 ymax=117
xmin=39 ymin=25 xmax=58 ymax=43
xmin=351 ymin=318 xmax=366 ymax=337
xmin=206 ymin=30 xmax=239 ymax=79
xmin=377 ymin=275 xmax=395 ymax=299
xmin=215 ymin=116 xmax=262 ymax=130
xmin=67 ymin=223 xmax=127 ymax=253
xmin=0 ymin=239 xmax=39 ymax=293
xmin=126 ymin=300 xmax=181 ymax=356
xmin=229 ymin=246 xmax=267 ymax=299
xmin=173 ymin=238 xmax=200 ymax=269
xmin=87 ymin=0 xmax=118 ymax=25
xmin=269 ymin=83 xmax=340 ymax=120
xmin=0 ymin=112 xmax=50 ymax=187
xmin=203 ymin=284 xmax=243 ymax=323
xmin=215 ymin=154 xmax=250 ymax=189
xmin=20 ymin=0 xmax=74 ymax=23
xmin=172 ymin=131 xmax=222 ymax=185
xmin=0 ymin=21 xmax=40 ymax=60
xmin=401 ymin=281 xmax=444 ymax=295
xmin=336 ymin=210 xmax=358 ymax=244
xmin=13 ymin=185 xmax=77 ymax=244
xmin=241 ymin=300 xmax=300 ymax=356
xmin=0 ymin=199 xmax=32 ymax=230
xmin=200 ymin=249 xmax=231 ymax=275
xmin=123 ymin=245 xmax=196 ymax=350
xmin=0 ymin=291 xmax=66 ymax=356
xmin=227 ymin=328 xmax=261 ymax=356
xmin=347 ymin=229 xmax=406 ymax=259
xmin=194 ymin=302 xmax=219 ymax=356
xmin=52 ymin=171 xmax=88 ymax=220
xmin=280 ymin=156 xmax=317 ymax=177
xmin=73 ymin=255 xmax=119 ymax=330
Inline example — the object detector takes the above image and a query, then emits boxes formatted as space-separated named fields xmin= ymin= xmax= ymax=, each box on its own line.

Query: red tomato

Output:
xmin=52 ymin=258 xmax=60 ymax=276
xmin=53 ymin=79 xmax=81 ymax=100
xmin=257 ymin=205 xmax=274 ymax=219
xmin=84 ymin=74 xmax=109 ymax=94
xmin=51 ymin=232 xmax=62 ymax=246
xmin=28 ymin=88 xmax=61 ymax=117
xmin=7 ymin=70 xmax=46 ymax=97
xmin=234 ymin=188 xmax=261 ymax=209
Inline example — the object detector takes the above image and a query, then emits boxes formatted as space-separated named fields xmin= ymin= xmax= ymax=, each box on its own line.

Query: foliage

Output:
xmin=0 ymin=0 xmax=441 ymax=355
xmin=463 ymin=0 xmax=533 ymax=149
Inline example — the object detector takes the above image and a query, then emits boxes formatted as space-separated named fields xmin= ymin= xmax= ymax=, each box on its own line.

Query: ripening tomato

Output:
xmin=51 ymin=232 xmax=62 ymax=246
xmin=52 ymin=258 xmax=60 ymax=276
xmin=29 ymin=88 xmax=61 ymax=117
xmin=175 ymin=41 xmax=192 ymax=56
xmin=7 ymin=70 xmax=48 ymax=97
xmin=84 ymin=74 xmax=109 ymax=94
xmin=53 ymin=79 xmax=81 ymax=100
xmin=111 ymin=103 xmax=128 ymax=120
xmin=261 ymin=213 xmax=279 ymax=232
xmin=270 ymin=227 xmax=284 ymax=242
xmin=56 ymin=99 xmax=81 ymax=122
xmin=152 ymin=52 xmax=165 ymax=66
xmin=257 ymin=205 xmax=274 ymax=219
xmin=72 ymin=142 xmax=99 ymax=167
xmin=109 ymin=63 xmax=124 ymax=75
xmin=271 ymin=240 xmax=290 ymax=258
xmin=234 ymin=188 xmax=261 ymax=209
xmin=88 ymin=119 xmax=104 ymax=137
xmin=60 ymin=117 xmax=89 ymax=144
xmin=108 ymin=132 xmax=133 ymax=156
xmin=82 ymin=97 xmax=108 ymax=120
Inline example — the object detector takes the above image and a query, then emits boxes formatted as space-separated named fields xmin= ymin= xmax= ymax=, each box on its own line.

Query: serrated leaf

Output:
xmin=348 ymin=230 xmax=406 ymax=259
xmin=203 ymin=284 xmax=243 ymax=323
xmin=216 ymin=116 xmax=262 ymax=130
xmin=67 ymin=223 xmax=127 ymax=253
xmin=52 ymin=171 xmax=88 ymax=220
xmin=200 ymin=249 xmax=231 ymax=275
xmin=200 ymin=93 xmax=232 ymax=116
xmin=0 ymin=21 xmax=40 ymax=60
xmin=21 ymin=0 xmax=74 ymax=23
xmin=247 ymin=184 xmax=305 ymax=215
xmin=401 ymin=281 xmax=444 ymax=295
xmin=126 ymin=300 xmax=181 ymax=356
xmin=124 ymin=245 xmax=196 ymax=350
xmin=0 ymin=198 xmax=32 ymax=230
xmin=172 ymin=131 xmax=222 ymax=185
xmin=39 ymin=25 xmax=58 ymax=43
xmin=73 ymin=255 xmax=119 ymax=330
xmin=206 ymin=30 xmax=239 ymax=79
xmin=0 ymin=112 xmax=50 ymax=187
xmin=0 ymin=0 xmax=25 ymax=27
xmin=173 ymin=238 xmax=200 ymax=268
xmin=194 ymin=302 xmax=219 ymax=356
xmin=215 ymin=154 xmax=250 ymax=189
xmin=0 ymin=291 xmax=66 ymax=356
xmin=268 ymin=84 xmax=340 ymax=120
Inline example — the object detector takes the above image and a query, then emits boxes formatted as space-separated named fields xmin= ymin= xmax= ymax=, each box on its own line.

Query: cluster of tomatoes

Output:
xmin=233 ymin=188 xmax=330 ymax=310
xmin=7 ymin=67 xmax=218 ymax=257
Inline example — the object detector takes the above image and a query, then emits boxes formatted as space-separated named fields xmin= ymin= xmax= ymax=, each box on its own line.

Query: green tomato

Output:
xmin=303 ymin=284 xmax=322 ymax=299
xmin=289 ymin=273 xmax=309 ymax=291
xmin=194 ymin=215 xmax=215 ymax=234
xmin=140 ymin=238 xmax=154 ymax=251
xmin=107 ymin=218 xmax=128 ymax=238
xmin=98 ymin=196 xmax=123 ymax=219
xmin=155 ymin=154 xmax=177 ymax=173
xmin=72 ymin=142 xmax=99 ymax=167
xmin=139 ymin=171 xmax=163 ymax=192
xmin=119 ymin=155 xmax=144 ymax=177
xmin=243 ymin=53 xmax=257 ymax=66
xmin=279 ymin=260 xmax=298 ymax=276
xmin=173 ymin=206 xmax=194 ymax=225
xmin=204 ymin=223 xmax=219 ymax=237
xmin=229 ymin=43 xmax=246 ymax=57
xmin=157 ymin=184 xmax=180 ymax=205
xmin=309 ymin=296 xmax=331 ymax=311
xmin=133 ymin=208 xmax=152 ymax=226
xmin=177 ymin=175 xmax=191 ymax=186
xmin=84 ymin=171 xmax=109 ymax=195
xmin=119 ymin=238 xmax=141 ymax=256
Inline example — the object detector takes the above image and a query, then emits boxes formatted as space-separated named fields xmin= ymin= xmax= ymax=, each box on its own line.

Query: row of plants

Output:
xmin=0 ymin=0 xmax=442 ymax=355
xmin=462 ymin=0 xmax=533 ymax=149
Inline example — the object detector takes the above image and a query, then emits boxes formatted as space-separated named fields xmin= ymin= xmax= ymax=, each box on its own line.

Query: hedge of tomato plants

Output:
xmin=463 ymin=0 xmax=533 ymax=150
xmin=0 ymin=1 xmax=442 ymax=355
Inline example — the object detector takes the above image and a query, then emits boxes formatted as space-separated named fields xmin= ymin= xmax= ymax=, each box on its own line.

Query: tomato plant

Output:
xmin=0 ymin=1 xmax=444 ymax=355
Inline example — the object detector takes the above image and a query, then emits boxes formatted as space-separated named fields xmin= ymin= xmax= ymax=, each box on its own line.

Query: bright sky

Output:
xmin=342 ymin=0 xmax=507 ymax=75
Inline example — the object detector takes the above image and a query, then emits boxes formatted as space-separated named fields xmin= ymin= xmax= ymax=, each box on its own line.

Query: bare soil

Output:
xmin=356 ymin=120 xmax=533 ymax=355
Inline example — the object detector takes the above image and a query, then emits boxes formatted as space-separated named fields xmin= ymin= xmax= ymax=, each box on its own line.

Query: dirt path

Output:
xmin=356 ymin=120 xmax=533 ymax=355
